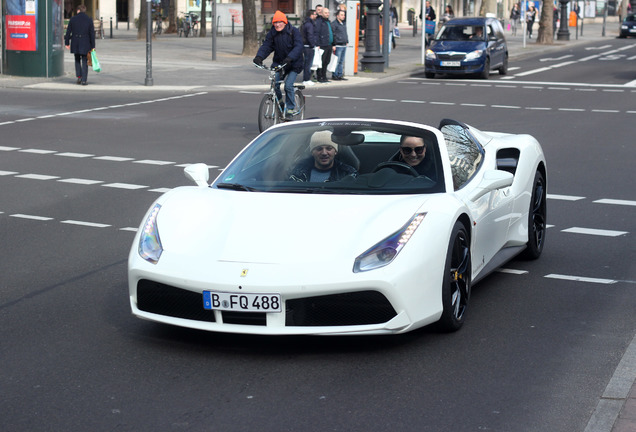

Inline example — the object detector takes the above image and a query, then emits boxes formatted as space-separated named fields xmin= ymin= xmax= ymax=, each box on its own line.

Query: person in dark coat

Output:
xmin=64 ymin=5 xmax=95 ymax=85
xmin=253 ymin=11 xmax=304 ymax=117
xmin=300 ymin=9 xmax=318 ymax=85
xmin=315 ymin=7 xmax=333 ymax=83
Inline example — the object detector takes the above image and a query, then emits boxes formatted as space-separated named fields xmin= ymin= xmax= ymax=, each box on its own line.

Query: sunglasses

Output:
xmin=400 ymin=146 xmax=425 ymax=155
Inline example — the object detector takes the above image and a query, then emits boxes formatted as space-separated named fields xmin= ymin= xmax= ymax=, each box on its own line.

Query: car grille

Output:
xmin=437 ymin=53 xmax=466 ymax=61
xmin=285 ymin=292 xmax=397 ymax=327
xmin=137 ymin=280 xmax=216 ymax=322
xmin=136 ymin=280 xmax=396 ymax=328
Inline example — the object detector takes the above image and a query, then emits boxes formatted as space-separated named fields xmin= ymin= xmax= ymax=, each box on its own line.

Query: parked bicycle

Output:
xmin=154 ymin=13 xmax=163 ymax=35
xmin=254 ymin=63 xmax=305 ymax=133
xmin=178 ymin=12 xmax=199 ymax=37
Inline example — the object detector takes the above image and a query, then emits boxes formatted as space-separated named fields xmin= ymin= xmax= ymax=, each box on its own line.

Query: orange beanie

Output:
xmin=272 ymin=10 xmax=288 ymax=24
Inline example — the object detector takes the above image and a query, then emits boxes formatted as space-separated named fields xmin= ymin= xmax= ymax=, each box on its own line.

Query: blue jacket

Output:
xmin=64 ymin=12 xmax=95 ymax=55
xmin=256 ymin=23 xmax=304 ymax=73
xmin=301 ymin=17 xmax=318 ymax=48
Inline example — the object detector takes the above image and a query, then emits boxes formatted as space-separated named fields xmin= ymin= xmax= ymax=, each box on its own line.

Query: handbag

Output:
xmin=91 ymin=49 xmax=101 ymax=73
xmin=393 ymin=28 xmax=401 ymax=38
xmin=425 ymin=20 xmax=436 ymax=35
xmin=326 ymin=54 xmax=338 ymax=73
xmin=311 ymin=47 xmax=323 ymax=70
xmin=87 ymin=52 xmax=92 ymax=67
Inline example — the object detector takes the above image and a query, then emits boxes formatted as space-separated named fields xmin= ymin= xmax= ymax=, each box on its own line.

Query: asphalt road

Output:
xmin=1 ymin=38 xmax=635 ymax=432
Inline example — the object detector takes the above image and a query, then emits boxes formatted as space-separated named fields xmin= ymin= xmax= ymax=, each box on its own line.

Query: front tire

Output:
xmin=437 ymin=221 xmax=471 ymax=332
xmin=258 ymin=94 xmax=279 ymax=133
xmin=425 ymin=71 xmax=435 ymax=79
xmin=521 ymin=170 xmax=547 ymax=260
xmin=480 ymin=58 xmax=490 ymax=79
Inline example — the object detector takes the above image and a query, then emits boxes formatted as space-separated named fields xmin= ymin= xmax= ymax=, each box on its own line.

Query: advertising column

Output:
xmin=2 ymin=0 xmax=64 ymax=77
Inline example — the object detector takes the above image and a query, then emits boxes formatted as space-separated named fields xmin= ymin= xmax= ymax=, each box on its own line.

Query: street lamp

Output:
xmin=557 ymin=0 xmax=570 ymax=41
xmin=360 ymin=0 xmax=384 ymax=72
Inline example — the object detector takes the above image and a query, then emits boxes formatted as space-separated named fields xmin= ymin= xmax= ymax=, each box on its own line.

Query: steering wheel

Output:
xmin=372 ymin=161 xmax=420 ymax=177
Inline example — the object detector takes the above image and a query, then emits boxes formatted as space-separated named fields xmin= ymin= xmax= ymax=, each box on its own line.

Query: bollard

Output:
xmin=110 ymin=17 xmax=113 ymax=38
xmin=232 ymin=19 xmax=234 ymax=35
xmin=413 ymin=19 xmax=417 ymax=36
xmin=116 ymin=14 xmax=118 ymax=29
xmin=100 ymin=17 xmax=104 ymax=39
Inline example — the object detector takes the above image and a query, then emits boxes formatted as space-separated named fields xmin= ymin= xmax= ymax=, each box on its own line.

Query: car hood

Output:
xmin=154 ymin=187 xmax=434 ymax=265
xmin=430 ymin=40 xmax=486 ymax=53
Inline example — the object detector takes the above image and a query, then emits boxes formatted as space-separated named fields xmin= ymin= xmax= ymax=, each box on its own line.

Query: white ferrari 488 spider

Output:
xmin=128 ymin=118 xmax=547 ymax=335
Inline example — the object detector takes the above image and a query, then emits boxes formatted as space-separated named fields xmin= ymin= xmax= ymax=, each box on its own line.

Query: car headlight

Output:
xmin=464 ymin=50 xmax=484 ymax=61
xmin=138 ymin=204 xmax=163 ymax=264
xmin=621 ymin=25 xmax=628 ymax=29
xmin=353 ymin=213 xmax=427 ymax=273
xmin=425 ymin=49 xmax=437 ymax=60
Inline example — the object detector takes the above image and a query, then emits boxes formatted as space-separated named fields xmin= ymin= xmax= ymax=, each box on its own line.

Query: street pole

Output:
xmin=145 ymin=0 xmax=153 ymax=86
xmin=212 ymin=0 xmax=217 ymax=61
xmin=360 ymin=0 xmax=384 ymax=72
xmin=557 ymin=0 xmax=570 ymax=40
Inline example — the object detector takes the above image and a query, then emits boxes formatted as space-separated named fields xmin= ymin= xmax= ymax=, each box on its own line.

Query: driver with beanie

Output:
xmin=253 ymin=11 xmax=304 ymax=119
xmin=289 ymin=130 xmax=357 ymax=182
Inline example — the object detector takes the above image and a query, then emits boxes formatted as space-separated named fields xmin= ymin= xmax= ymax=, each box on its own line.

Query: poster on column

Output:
xmin=6 ymin=0 xmax=38 ymax=51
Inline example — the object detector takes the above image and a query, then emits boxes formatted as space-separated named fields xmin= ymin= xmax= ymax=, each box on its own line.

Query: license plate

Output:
xmin=203 ymin=291 xmax=282 ymax=313
xmin=441 ymin=61 xmax=461 ymax=67
xmin=630 ymin=28 xmax=636 ymax=33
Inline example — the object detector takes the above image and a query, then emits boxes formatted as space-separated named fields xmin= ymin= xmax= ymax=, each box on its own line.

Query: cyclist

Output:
xmin=253 ymin=11 xmax=303 ymax=119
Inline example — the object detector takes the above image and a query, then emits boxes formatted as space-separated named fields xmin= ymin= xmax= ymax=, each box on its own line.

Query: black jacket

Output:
xmin=289 ymin=158 xmax=357 ymax=182
xmin=256 ymin=23 xmax=304 ymax=73
xmin=315 ymin=16 xmax=333 ymax=47
xmin=301 ymin=17 xmax=318 ymax=47
xmin=331 ymin=19 xmax=348 ymax=46
xmin=64 ymin=12 xmax=95 ymax=55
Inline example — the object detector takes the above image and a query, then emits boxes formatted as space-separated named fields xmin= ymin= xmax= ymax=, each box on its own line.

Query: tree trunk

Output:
xmin=243 ymin=0 xmax=259 ymax=56
xmin=536 ymin=0 xmax=554 ymax=44
xmin=200 ymin=0 xmax=207 ymax=37
xmin=137 ymin=1 xmax=149 ymax=39
xmin=167 ymin=0 xmax=177 ymax=34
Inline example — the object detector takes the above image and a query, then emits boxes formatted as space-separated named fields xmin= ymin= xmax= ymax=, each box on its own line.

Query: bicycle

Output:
xmin=154 ymin=13 xmax=163 ymax=35
xmin=177 ymin=12 xmax=191 ymax=37
xmin=254 ymin=63 xmax=305 ymax=133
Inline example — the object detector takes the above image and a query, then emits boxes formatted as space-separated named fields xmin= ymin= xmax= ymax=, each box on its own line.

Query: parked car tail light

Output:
xmin=353 ymin=213 xmax=427 ymax=273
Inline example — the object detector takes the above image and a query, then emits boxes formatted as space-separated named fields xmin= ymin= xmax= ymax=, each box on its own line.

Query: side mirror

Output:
xmin=469 ymin=170 xmax=514 ymax=201
xmin=184 ymin=163 xmax=210 ymax=187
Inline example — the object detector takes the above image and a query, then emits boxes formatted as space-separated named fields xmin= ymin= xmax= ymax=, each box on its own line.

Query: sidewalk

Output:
xmin=0 ymin=21 xmax=620 ymax=92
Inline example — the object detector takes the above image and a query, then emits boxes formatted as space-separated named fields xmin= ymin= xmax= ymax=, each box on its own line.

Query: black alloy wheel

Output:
xmin=521 ymin=170 xmax=547 ymax=260
xmin=437 ymin=221 xmax=471 ymax=332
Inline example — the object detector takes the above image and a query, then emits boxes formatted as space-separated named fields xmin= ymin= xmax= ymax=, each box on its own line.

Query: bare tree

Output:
xmin=536 ymin=0 xmax=554 ymax=44
xmin=137 ymin=0 xmax=149 ymax=39
xmin=242 ymin=0 xmax=259 ymax=56
xmin=167 ymin=0 xmax=177 ymax=34
xmin=200 ymin=0 xmax=207 ymax=37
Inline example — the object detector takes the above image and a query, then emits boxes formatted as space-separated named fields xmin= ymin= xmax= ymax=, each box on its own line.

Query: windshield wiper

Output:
xmin=216 ymin=183 xmax=258 ymax=191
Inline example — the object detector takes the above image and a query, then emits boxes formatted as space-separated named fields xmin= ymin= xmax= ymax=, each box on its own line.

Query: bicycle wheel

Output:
xmin=293 ymin=90 xmax=305 ymax=120
xmin=258 ymin=94 xmax=279 ymax=133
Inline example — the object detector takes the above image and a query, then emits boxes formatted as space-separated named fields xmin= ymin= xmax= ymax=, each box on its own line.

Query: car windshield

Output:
xmin=625 ymin=14 xmax=635 ymax=22
xmin=435 ymin=24 xmax=485 ymax=41
xmin=213 ymin=121 xmax=446 ymax=195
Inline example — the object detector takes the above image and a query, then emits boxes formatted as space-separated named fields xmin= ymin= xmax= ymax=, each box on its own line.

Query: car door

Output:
xmin=486 ymin=23 xmax=503 ymax=67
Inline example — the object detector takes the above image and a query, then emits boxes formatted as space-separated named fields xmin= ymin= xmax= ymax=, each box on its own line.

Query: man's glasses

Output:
xmin=400 ymin=146 xmax=425 ymax=155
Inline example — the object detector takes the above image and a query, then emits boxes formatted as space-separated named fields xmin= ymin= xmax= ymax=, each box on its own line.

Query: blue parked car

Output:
xmin=425 ymin=17 xmax=508 ymax=79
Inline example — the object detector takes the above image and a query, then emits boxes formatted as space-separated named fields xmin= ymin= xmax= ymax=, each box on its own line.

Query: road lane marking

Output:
xmin=61 ymin=220 xmax=111 ymax=228
xmin=545 ymin=274 xmax=617 ymax=284
xmin=19 ymin=148 xmax=56 ymax=154
xmin=57 ymin=178 xmax=104 ymax=185
xmin=498 ymin=268 xmax=529 ymax=275
xmin=102 ymin=183 xmax=148 ymax=190
xmin=547 ymin=194 xmax=585 ymax=201
xmin=0 ymin=170 xmax=18 ymax=176
xmin=133 ymin=159 xmax=175 ymax=166
xmin=93 ymin=156 xmax=135 ymax=162
xmin=561 ymin=227 xmax=628 ymax=237
xmin=0 ymin=146 xmax=19 ymax=151
xmin=56 ymin=152 xmax=94 ymax=158
xmin=16 ymin=174 xmax=60 ymax=180
xmin=594 ymin=199 xmax=636 ymax=207
xmin=10 ymin=214 xmax=54 ymax=221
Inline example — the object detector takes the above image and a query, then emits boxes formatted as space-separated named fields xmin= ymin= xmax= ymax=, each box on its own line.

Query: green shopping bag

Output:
xmin=90 ymin=50 xmax=101 ymax=73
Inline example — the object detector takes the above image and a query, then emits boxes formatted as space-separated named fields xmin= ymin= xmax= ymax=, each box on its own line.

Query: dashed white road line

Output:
xmin=562 ymin=227 xmax=629 ymax=237
xmin=545 ymin=274 xmax=618 ymax=284
xmin=102 ymin=183 xmax=148 ymax=190
xmin=61 ymin=220 xmax=111 ymax=228
xmin=594 ymin=199 xmax=636 ymax=207
xmin=548 ymin=194 xmax=586 ymax=201
xmin=10 ymin=214 xmax=54 ymax=221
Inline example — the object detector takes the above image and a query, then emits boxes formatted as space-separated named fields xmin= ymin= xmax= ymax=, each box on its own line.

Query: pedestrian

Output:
xmin=390 ymin=3 xmax=399 ymax=49
xmin=253 ymin=11 xmax=303 ymax=118
xmin=422 ymin=0 xmax=436 ymax=46
xmin=526 ymin=3 xmax=537 ymax=39
xmin=510 ymin=3 xmax=520 ymax=35
xmin=315 ymin=7 xmax=333 ymax=83
xmin=440 ymin=5 xmax=454 ymax=24
xmin=301 ymin=9 xmax=318 ymax=86
xmin=331 ymin=9 xmax=348 ymax=80
xmin=64 ymin=4 xmax=95 ymax=86
xmin=553 ymin=5 xmax=559 ymax=35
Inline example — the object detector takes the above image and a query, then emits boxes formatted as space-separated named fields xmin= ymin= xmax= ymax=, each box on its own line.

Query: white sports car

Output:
xmin=128 ymin=118 xmax=547 ymax=335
